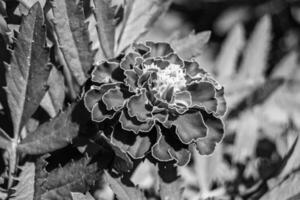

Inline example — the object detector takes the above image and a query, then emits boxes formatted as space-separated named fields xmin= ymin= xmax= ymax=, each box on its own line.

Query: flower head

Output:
xmin=84 ymin=42 xmax=226 ymax=166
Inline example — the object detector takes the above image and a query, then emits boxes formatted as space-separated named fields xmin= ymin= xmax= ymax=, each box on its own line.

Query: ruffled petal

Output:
xmin=102 ymin=87 xmax=125 ymax=111
xmin=127 ymin=90 xmax=151 ymax=122
xmin=91 ymin=103 xmax=115 ymax=122
xmin=112 ymin=124 xmax=153 ymax=159
xmin=187 ymin=81 xmax=217 ymax=113
xmin=120 ymin=52 xmax=142 ymax=70
xmin=91 ymin=61 xmax=119 ymax=83
xmin=215 ymin=87 xmax=227 ymax=116
xmin=143 ymin=58 xmax=169 ymax=70
xmin=144 ymin=41 xmax=174 ymax=58
xmin=151 ymin=125 xmax=191 ymax=166
xmin=172 ymin=91 xmax=192 ymax=113
xmin=133 ymin=43 xmax=151 ymax=56
xmin=173 ymin=111 xmax=207 ymax=144
xmin=119 ymin=111 xmax=154 ymax=134
xmin=84 ymin=83 xmax=121 ymax=112
xmin=164 ymin=53 xmax=184 ymax=66
xmin=124 ymin=70 xmax=139 ymax=92
xmin=184 ymin=61 xmax=206 ymax=78
xmin=195 ymin=111 xmax=224 ymax=155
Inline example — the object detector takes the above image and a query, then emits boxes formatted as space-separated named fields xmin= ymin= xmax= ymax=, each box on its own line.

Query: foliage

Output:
xmin=0 ymin=0 xmax=299 ymax=200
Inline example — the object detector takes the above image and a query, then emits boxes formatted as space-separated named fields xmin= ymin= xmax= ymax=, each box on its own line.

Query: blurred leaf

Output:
xmin=52 ymin=0 xmax=93 ymax=85
xmin=271 ymin=51 xmax=299 ymax=79
xmin=17 ymin=105 xmax=79 ymax=155
xmin=10 ymin=162 xmax=35 ymax=200
xmin=18 ymin=0 xmax=46 ymax=15
xmin=260 ymin=172 xmax=300 ymax=200
xmin=5 ymin=2 xmax=50 ymax=136
xmin=171 ymin=31 xmax=211 ymax=60
xmin=37 ymin=156 xmax=101 ymax=200
xmin=227 ymin=78 xmax=284 ymax=119
xmin=215 ymin=24 xmax=245 ymax=79
xmin=71 ymin=192 xmax=95 ymax=200
xmin=193 ymin=145 xmax=233 ymax=193
xmin=116 ymin=0 xmax=171 ymax=54
xmin=0 ymin=13 xmax=9 ymax=35
xmin=93 ymin=0 xmax=115 ymax=60
xmin=0 ymin=127 xmax=11 ymax=149
xmin=40 ymin=67 xmax=65 ymax=118
xmin=104 ymin=171 xmax=147 ymax=200
xmin=239 ymin=15 xmax=271 ymax=82
xmin=233 ymin=110 xmax=259 ymax=162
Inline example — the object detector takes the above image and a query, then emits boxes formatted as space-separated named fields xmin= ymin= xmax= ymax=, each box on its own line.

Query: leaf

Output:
xmin=5 ymin=2 xmax=50 ymax=136
xmin=116 ymin=0 xmax=171 ymax=54
xmin=93 ymin=0 xmax=115 ymax=59
xmin=0 ymin=127 xmax=12 ymax=149
xmin=104 ymin=171 xmax=147 ymax=200
xmin=17 ymin=105 xmax=79 ymax=155
xmin=233 ymin=110 xmax=259 ymax=162
xmin=271 ymin=51 xmax=299 ymax=79
xmin=40 ymin=67 xmax=65 ymax=118
xmin=10 ymin=162 xmax=35 ymax=200
xmin=171 ymin=31 xmax=211 ymax=60
xmin=52 ymin=0 xmax=93 ymax=85
xmin=239 ymin=15 xmax=272 ymax=81
xmin=215 ymin=24 xmax=245 ymax=79
xmin=260 ymin=172 xmax=300 ymax=200
xmin=71 ymin=192 xmax=95 ymax=200
xmin=37 ymin=156 xmax=101 ymax=200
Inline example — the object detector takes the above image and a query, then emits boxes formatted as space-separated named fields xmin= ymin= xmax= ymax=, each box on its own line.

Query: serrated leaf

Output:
xmin=116 ymin=0 xmax=171 ymax=54
xmin=17 ymin=105 xmax=79 ymax=155
xmin=52 ymin=0 xmax=93 ymax=85
xmin=5 ymin=2 xmax=50 ymax=136
xmin=0 ymin=127 xmax=12 ymax=149
xmin=93 ymin=0 xmax=115 ymax=60
xmin=239 ymin=15 xmax=271 ymax=81
xmin=10 ymin=162 xmax=35 ymax=200
xmin=38 ymin=156 xmax=101 ymax=200
xmin=104 ymin=171 xmax=147 ymax=200
xmin=40 ymin=67 xmax=65 ymax=117
xmin=215 ymin=24 xmax=245 ymax=79
xmin=71 ymin=192 xmax=95 ymax=200
xmin=171 ymin=31 xmax=211 ymax=60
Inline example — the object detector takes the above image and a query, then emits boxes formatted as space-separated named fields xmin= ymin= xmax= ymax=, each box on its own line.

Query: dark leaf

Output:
xmin=104 ymin=171 xmax=147 ymax=200
xmin=17 ymin=105 xmax=79 ymax=155
xmin=5 ymin=2 xmax=50 ymax=136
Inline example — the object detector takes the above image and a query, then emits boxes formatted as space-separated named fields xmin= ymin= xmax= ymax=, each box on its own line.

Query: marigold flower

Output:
xmin=84 ymin=42 xmax=226 ymax=166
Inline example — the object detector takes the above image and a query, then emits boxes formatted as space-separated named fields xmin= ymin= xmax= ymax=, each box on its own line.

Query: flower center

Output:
xmin=143 ymin=63 xmax=186 ymax=98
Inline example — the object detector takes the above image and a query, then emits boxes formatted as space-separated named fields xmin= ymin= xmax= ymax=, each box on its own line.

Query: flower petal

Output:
xmin=133 ymin=43 xmax=151 ymax=56
xmin=84 ymin=83 xmax=121 ymax=112
xmin=164 ymin=53 xmax=184 ymax=66
xmin=152 ymin=125 xmax=191 ymax=166
xmin=172 ymin=91 xmax=192 ymax=113
xmin=195 ymin=111 xmax=224 ymax=155
xmin=144 ymin=42 xmax=174 ymax=58
xmin=143 ymin=58 xmax=169 ymax=70
xmin=91 ymin=61 xmax=119 ymax=83
xmin=102 ymin=87 xmax=125 ymax=111
xmin=184 ymin=61 xmax=206 ymax=78
xmin=215 ymin=87 xmax=227 ymax=116
xmin=112 ymin=124 xmax=153 ymax=159
xmin=187 ymin=81 xmax=217 ymax=113
xmin=127 ymin=90 xmax=151 ymax=122
xmin=124 ymin=70 xmax=139 ymax=92
xmin=173 ymin=111 xmax=207 ymax=144
xmin=119 ymin=110 xmax=154 ymax=134
xmin=120 ymin=52 xmax=142 ymax=70
xmin=91 ymin=103 xmax=115 ymax=122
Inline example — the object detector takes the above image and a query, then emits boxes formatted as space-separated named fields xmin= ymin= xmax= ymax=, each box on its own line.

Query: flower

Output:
xmin=84 ymin=42 xmax=226 ymax=166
